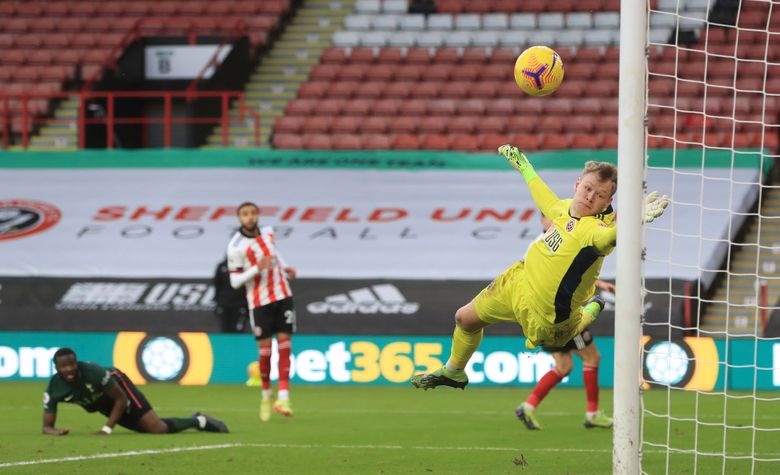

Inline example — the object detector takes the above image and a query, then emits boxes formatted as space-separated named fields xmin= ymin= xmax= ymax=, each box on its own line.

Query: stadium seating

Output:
xmin=0 ymin=0 xmax=289 ymax=138
xmin=270 ymin=0 xmax=779 ymax=151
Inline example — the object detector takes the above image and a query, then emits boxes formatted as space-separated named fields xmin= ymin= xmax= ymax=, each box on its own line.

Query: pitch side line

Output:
xmin=0 ymin=444 xmax=243 ymax=469
xmin=4 ymin=443 xmax=780 ymax=468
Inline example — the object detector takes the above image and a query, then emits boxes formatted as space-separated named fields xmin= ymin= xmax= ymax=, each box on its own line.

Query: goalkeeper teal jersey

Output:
xmin=523 ymin=177 xmax=616 ymax=324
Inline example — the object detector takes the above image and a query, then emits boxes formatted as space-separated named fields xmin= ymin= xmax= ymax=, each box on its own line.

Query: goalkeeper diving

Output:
xmin=412 ymin=145 xmax=669 ymax=390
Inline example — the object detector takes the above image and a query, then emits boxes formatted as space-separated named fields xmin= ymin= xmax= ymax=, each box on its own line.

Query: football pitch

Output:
xmin=1 ymin=382 xmax=778 ymax=474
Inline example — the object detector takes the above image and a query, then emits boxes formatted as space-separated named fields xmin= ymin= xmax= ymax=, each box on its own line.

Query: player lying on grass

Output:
xmin=412 ymin=145 xmax=669 ymax=390
xmin=42 ymin=348 xmax=228 ymax=435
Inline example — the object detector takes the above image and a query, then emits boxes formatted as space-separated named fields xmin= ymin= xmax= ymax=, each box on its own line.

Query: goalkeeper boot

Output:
xmin=273 ymin=399 xmax=293 ymax=417
xmin=515 ymin=404 xmax=542 ymax=430
xmin=410 ymin=366 xmax=468 ymax=390
xmin=584 ymin=412 xmax=613 ymax=429
xmin=260 ymin=396 xmax=272 ymax=422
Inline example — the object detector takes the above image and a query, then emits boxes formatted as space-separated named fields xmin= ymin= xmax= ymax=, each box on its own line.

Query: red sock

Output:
xmin=259 ymin=346 xmax=272 ymax=391
xmin=277 ymin=339 xmax=291 ymax=391
xmin=583 ymin=364 xmax=599 ymax=413
xmin=526 ymin=368 xmax=564 ymax=408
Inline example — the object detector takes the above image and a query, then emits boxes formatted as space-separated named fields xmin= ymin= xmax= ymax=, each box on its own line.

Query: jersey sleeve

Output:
xmin=227 ymin=240 xmax=259 ymax=290
xmin=264 ymin=226 xmax=289 ymax=269
xmin=592 ymin=223 xmax=617 ymax=255
xmin=527 ymin=176 xmax=563 ymax=219
xmin=42 ymin=380 xmax=60 ymax=413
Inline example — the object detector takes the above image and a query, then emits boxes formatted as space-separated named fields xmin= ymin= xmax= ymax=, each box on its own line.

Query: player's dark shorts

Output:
xmin=98 ymin=369 xmax=153 ymax=432
xmin=541 ymin=328 xmax=594 ymax=353
xmin=250 ymin=297 xmax=296 ymax=339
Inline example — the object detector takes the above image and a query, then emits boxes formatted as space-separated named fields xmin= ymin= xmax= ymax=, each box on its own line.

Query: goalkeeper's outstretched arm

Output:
xmin=498 ymin=144 xmax=560 ymax=217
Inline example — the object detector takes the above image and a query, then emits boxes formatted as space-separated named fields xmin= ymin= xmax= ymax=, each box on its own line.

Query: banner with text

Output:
xmin=0 ymin=277 xmax=688 ymax=336
xmin=0 ymin=332 xmax=777 ymax=390
xmin=0 ymin=156 xmax=759 ymax=283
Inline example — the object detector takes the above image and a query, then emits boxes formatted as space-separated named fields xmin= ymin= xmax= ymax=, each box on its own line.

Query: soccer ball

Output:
xmin=514 ymin=46 xmax=565 ymax=97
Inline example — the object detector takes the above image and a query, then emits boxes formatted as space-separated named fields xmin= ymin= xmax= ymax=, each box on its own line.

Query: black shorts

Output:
xmin=250 ymin=297 xmax=296 ymax=340
xmin=541 ymin=329 xmax=594 ymax=353
xmin=99 ymin=369 xmax=153 ymax=432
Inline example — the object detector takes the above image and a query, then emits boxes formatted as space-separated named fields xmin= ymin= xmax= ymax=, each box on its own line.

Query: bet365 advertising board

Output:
xmin=1 ymin=332 xmax=778 ymax=391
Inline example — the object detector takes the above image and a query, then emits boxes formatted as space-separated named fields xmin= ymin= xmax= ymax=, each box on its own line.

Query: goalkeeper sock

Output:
xmin=162 ymin=417 xmax=199 ymax=433
xmin=446 ymin=326 xmax=483 ymax=371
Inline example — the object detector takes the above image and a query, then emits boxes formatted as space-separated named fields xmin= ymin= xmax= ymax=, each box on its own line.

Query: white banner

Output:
xmin=145 ymin=45 xmax=233 ymax=80
xmin=0 ymin=168 xmax=758 ymax=281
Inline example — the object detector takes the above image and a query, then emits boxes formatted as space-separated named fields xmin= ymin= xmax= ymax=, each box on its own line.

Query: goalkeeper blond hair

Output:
xmin=582 ymin=161 xmax=617 ymax=196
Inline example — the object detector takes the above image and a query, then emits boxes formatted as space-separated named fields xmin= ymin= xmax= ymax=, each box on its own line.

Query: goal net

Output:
xmin=632 ymin=0 xmax=780 ymax=473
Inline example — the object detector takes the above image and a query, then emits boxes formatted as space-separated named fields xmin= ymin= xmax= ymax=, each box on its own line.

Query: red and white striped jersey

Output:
xmin=226 ymin=226 xmax=292 ymax=309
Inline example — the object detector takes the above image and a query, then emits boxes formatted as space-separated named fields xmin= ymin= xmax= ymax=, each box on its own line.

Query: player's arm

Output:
xmin=94 ymin=383 xmax=127 ymax=436
xmin=227 ymin=247 xmax=260 ymax=289
xmin=595 ymin=279 xmax=616 ymax=293
xmin=275 ymin=249 xmax=296 ymax=279
xmin=498 ymin=145 xmax=560 ymax=217
xmin=42 ymin=411 xmax=69 ymax=435
xmin=593 ymin=190 xmax=669 ymax=253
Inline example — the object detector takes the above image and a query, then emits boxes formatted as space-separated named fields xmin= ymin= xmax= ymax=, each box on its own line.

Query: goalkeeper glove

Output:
xmin=643 ymin=191 xmax=670 ymax=223
xmin=498 ymin=144 xmax=538 ymax=182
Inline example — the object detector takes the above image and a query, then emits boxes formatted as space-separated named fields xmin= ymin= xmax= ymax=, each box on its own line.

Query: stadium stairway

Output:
xmin=205 ymin=0 xmax=356 ymax=148
xmin=27 ymin=96 xmax=80 ymax=150
xmin=701 ymin=187 xmax=780 ymax=337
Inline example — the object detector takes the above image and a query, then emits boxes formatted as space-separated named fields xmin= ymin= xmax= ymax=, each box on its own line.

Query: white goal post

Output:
xmin=617 ymin=0 xmax=780 ymax=473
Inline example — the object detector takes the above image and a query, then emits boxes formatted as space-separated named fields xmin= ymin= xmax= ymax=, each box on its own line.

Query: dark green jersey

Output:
xmin=43 ymin=362 xmax=117 ymax=414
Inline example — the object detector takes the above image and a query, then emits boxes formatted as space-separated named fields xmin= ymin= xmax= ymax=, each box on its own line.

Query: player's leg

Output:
xmin=272 ymin=298 xmax=295 ymax=417
xmin=250 ymin=306 xmax=275 ymax=422
xmin=134 ymin=409 xmax=228 ymax=433
xmin=516 ymin=351 xmax=573 ymax=430
xmin=575 ymin=340 xmax=613 ymax=429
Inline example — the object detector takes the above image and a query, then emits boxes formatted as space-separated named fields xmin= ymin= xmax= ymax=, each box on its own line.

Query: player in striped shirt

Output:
xmin=227 ymin=202 xmax=297 ymax=422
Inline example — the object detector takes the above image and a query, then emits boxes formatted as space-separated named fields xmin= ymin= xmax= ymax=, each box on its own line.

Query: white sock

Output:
xmin=278 ymin=390 xmax=289 ymax=401
xmin=196 ymin=415 xmax=207 ymax=429
xmin=586 ymin=410 xmax=599 ymax=420
xmin=444 ymin=361 xmax=462 ymax=372
xmin=523 ymin=402 xmax=536 ymax=412
xmin=262 ymin=389 xmax=273 ymax=399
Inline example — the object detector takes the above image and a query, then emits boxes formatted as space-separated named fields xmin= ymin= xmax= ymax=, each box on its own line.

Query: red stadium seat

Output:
xmin=385 ymin=82 xmax=414 ymax=99
xmin=317 ymin=99 xmax=344 ymax=116
xmin=349 ymin=47 xmax=376 ymax=64
xmin=462 ymin=49 xmax=488 ymax=64
xmin=478 ymin=133 xmax=512 ymax=150
xmin=339 ymin=64 xmax=369 ymax=81
xmin=273 ymin=133 xmax=303 ymax=149
xmin=393 ymin=134 xmax=422 ymax=149
xmin=474 ymin=116 xmax=507 ymax=133
xmin=387 ymin=116 xmax=419 ymax=133
xmin=298 ymin=82 xmax=328 ymax=98
xmin=448 ymin=117 xmax=478 ymax=134
xmin=332 ymin=134 xmax=362 ymax=150
xmin=600 ymin=133 xmax=619 ymax=148
xmin=377 ymin=48 xmax=405 ymax=64
xmin=422 ymin=134 xmax=451 ymax=150
xmin=328 ymin=81 xmax=360 ymax=99
xmin=409 ymin=83 xmax=440 ymax=99
xmin=458 ymin=99 xmax=486 ymax=116
xmin=310 ymin=64 xmax=339 ymax=80
xmin=286 ymin=99 xmax=316 ymax=116
xmin=509 ymin=133 xmax=540 ymax=151
xmin=441 ymin=81 xmax=470 ymax=98
xmin=273 ymin=116 xmax=304 ymax=134
xmin=537 ymin=116 xmax=565 ymax=134
xmin=469 ymin=82 xmax=499 ymax=98
xmin=433 ymin=48 xmax=461 ymax=64
xmin=364 ymin=64 xmax=395 ymax=81
xmin=418 ymin=117 xmax=448 ymax=134
xmin=374 ymin=99 xmax=402 ymax=115
xmin=429 ymin=99 xmax=457 ymax=116
xmin=360 ymin=117 xmax=391 ymax=134
xmin=450 ymin=134 xmax=480 ymax=151
xmin=363 ymin=134 xmax=393 ymax=149
xmin=306 ymin=134 xmax=333 ymax=149
xmin=303 ymin=116 xmax=331 ymax=133
xmin=399 ymin=99 xmax=429 ymax=116
xmin=566 ymin=116 xmax=594 ymax=134
xmin=321 ymin=48 xmax=348 ymax=64
xmin=406 ymin=48 xmax=432 ymax=65
xmin=427 ymin=64 xmax=454 ymax=81
xmin=570 ymin=134 xmax=601 ymax=149
xmin=395 ymin=65 xmax=424 ymax=81
xmin=331 ymin=116 xmax=361 ymax=134
xmin=354 ymin=82 xmax=385 ymax=99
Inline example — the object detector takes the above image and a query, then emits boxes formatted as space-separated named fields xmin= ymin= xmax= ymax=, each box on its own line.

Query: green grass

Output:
xmin=0 ymin=383 xmax=778 ymax=474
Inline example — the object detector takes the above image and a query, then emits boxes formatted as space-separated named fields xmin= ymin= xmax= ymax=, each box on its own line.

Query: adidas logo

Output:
xmin=307 ymin=284 xmax=419 ymax=315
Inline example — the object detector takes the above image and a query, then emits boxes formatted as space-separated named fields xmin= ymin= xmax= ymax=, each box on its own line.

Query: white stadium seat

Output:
xmin=398 ymin=15 xmax=425 ymax=31
xmin=566 ymin=13 xmax=593 ymax=29
xmin=427 ymin=14 xmax=454 ymax=30
xmin=583 ymin=29 xmax=613 ymax=46
xmin=361 ymin=31 xmax=390 ymax=47
xmin=383 ymin=0 xmax=408 ymax=14
xmin=510 ymin=13 xmax=537 ymax=30
xmin=443 ymin=31 xmax=472 ymax=47
xmin=499 ymin=30 xmax=530 ymax=47
xmin=388 ymin=31 xmax=416 ymax=47
xmin=455 ymin=14 xmax=482 ymax=30
xmin=355 ymin=0 xmax=381 ymax=13
xmin=482 ymin=13 xmax=509 ymax=30
xmin=416 ymin=31 xmax=445 ymax=47
xmin=650 ymin=12 xmax=678 ymax=29
xmin=332 ymin=30 xmax=361 ymax=47
xmin=556 ymin=30 xmax=585 ymax=46
xmin=372 ymin=14 xmax=400 ymax=30
xmin=593 ymin=12 xmax=620 ymax=29
xmin=344 ymin=15 xmax=372 ymax=30
xmin=538 ymin=13 xmax=565 ymax=30
xmin=471 ymin=30 xmax=501 ymax=47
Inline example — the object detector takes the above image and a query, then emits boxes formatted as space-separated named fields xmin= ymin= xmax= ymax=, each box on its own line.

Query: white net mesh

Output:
xmin=642 ymin=0 xmax=780 ymax=473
